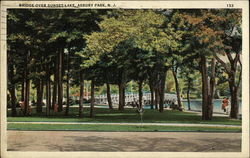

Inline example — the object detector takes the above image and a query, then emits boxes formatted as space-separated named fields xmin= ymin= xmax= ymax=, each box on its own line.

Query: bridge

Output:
xmin=94 ymin=93 xmax=177 ymax=105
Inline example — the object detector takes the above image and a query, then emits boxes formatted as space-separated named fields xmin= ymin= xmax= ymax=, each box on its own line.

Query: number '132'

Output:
xmin=227 ymin=4 xmax=234 ymax=7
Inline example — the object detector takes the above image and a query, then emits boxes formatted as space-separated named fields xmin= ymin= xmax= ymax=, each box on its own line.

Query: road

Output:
xmin=7 ymin=131 xmax=241 ymax=152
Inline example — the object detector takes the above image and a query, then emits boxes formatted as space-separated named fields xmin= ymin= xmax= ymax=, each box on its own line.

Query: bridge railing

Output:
xmin=94 ymin=93 xmax=177 ymax=105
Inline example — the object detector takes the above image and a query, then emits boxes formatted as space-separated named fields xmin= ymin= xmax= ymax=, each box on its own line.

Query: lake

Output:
xmin=143 ymin=99 xmax=242 ymax=114
xmin=182 ymin=99 xmax=242 ymax=114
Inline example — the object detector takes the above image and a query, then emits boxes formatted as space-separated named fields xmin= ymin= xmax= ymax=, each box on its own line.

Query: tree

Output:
xmin=180 ymin=9 xmax=230 ymax=120
xmin=180 ymin=64 xmax=200 ymax=110
xmin=90 ymin=80 xmax=95 ymax=118
xmin=212 ymin=10 xmax=242 ymax=119
xmin=84 ymin=10 xmax=181 ymax=113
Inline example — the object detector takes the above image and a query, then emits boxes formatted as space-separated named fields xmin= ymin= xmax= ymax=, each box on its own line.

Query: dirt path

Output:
xmin=7 ymin=131 xmax=241 ymax=152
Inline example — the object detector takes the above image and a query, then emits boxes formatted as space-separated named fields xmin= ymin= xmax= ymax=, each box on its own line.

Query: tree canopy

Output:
xmin=7 ymin=9 xmax=242 ymax=119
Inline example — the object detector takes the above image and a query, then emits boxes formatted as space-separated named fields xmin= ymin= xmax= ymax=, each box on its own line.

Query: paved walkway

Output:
xmin=8 ymin=121 xmax=241 ymax=128
xmin=7 ymin=131 xmax=241 ymax=152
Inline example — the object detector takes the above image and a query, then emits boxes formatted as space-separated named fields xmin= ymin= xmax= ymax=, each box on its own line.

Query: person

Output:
xmin=19 ymin=101 xmax=32 ymax=116
xmin=54 ymin=103 xmax=58 ymax=112
xmin=221 ymin=97 xmax=229 ymax=113
xmin=19 ymin=101 xmax=25 ymax=114
xmin=225 ymin=98 xmax=231 ymax=114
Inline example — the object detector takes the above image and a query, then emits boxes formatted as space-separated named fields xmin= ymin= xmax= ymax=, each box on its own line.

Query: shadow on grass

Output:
xmin=7 ymin=107 xmax=241 ymax=125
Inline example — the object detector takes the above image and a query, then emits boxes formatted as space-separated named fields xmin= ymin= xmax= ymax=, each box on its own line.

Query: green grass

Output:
xmin=7 ymin=123 xmax=242 ymax=132
xmin=7 ymin=106 xmax=241 ymax=126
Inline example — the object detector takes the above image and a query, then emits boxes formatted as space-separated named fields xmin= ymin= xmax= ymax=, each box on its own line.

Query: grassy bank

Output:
xmin=7 ymin=123 xmax=242 ymax=132
xmin=7 ymin=106 xmax=241 ymax=126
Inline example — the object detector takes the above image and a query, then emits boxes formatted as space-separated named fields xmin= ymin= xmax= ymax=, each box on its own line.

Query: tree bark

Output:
xmin=52 ymin=80 xmax=57 ymax=110
xmin=208 ymin=57 xmax=216 ymax=118
xmin=229 ymin=73 xmax=239 ymax=118
xmin=58 ymin=48 xmax=63 ymax=112
xmin=36 ymin=79 xmax=44 ymax=113
xmin=79 ymin=70 xmax=84 ymax=118
xmin=106 ymin=82 xmax=113 ymax=109
xmin=65 ymin=49 xmax=70 ymax=116
xmin=159 ymin=71 xmax=166 ymax=113
xmin=122 ymin=85 xmax=126 ymax=108
xmin=24 ymin=78 xmax=30 ymax=116
xmin=46 ymin=80 xmax=49 ymax=116
xmin=21 ymin=80 xmax=25 ymax=101
xmin=200 ymin=55 xmax=209 ymax=120
xmin=52 ymin=54 xmax=58 ymax=110
xmin=8 ymin=60 xmax=17 ymax=116
xmin=200 ymin=55 xmax=214 ymax=120
xmin=24 ymin=52 xmax=30 ymax=116
xmin=149 ymin=82 xmax=154 ymax=109
xmin=90 ymin=80 xmax=95 ymax=118
xmin=154 ymin=87 xmax=159 ymax=110
xmin=118 ymin=83 xmax=125 ymax=111
xmin=187 ymin=79 xmax=191 ymax=110
xmin=172 ymin=69 xmax=182 ymax=109
xmin=9 ymin=87 xmax=17 ymax=116
xmin=138 ymin=80 xmax=143 ymax=110
xmin=214 ymin=52 xmax=241 ymax=119
xmin=45 ymin=63 xmax=51 ymax=116
xmin=48 ymin=77 xmax=51 ymax=115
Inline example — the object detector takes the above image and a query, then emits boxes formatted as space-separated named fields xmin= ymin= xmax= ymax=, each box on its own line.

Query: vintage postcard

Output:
xmin=0 ymin=0 xmax=249 ymax=158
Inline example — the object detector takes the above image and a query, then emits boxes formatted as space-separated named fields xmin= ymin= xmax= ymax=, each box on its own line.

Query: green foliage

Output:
xmin=7 ymin=9 xmax=242 ymax=119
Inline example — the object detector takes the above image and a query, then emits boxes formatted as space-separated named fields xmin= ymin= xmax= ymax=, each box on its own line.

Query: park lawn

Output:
xmin=7 ymin=123 xmax=242 ymax=132
xmin=7 ymin=106 xmax=242 ymax=126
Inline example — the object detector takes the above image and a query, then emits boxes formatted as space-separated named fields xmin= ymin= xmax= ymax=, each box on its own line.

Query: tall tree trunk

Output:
xmin=46 ymin=80 xmax=49 ymax=116
xmin=159 ymin=71 xmax=166 ymax=113
xmin=229 ymin=63 xmax=241 ymax=119
xmin=118 ymin=83 xmax=125 ymax=111
xmin=172 ymin=69 xmax=182 ymax=109
xmin=48 ymin=77 xmax=51 ymax=115
xmin=52 ymin=80 xmax=57 ymax=110
xmin=200 ymin=55 xmax=213 ymax=120
xmin=36 ymin=79 xmax=44 ymax=113
xmin=229 ymin=73 xmax=239 ymax=119
xmin=52 ymin=54 xmax=58 ymax=109
xmin=90 ymin=80 xmax=95 ymax=118
xmin=24 ymin=52 xmax=30 ymax=116
xmin=24 ymin=79 xmax=30 ymax=116
xmin=45 ymin=62 xmax=51 ymax=116
xmin=149 ymin=82 xmax=154 ymax=109
xmin=65 ymin=76 xmax=70 ymax=115
xmin=65 ymin=50 xmax=70 ymax=116
xmin=9 ymin=87 xmax=17 ymax=117
xmin=208 ymin=58 xmax=216 ymax=118
xmin=79 ymin=70 xmax=84 ymax=118
xmin=187 ymin=79 xmax=191 ymax=110
xmin=36 ymin=82 xmax=40 ymax=112
xmin=228 ymin=55 xmax=241 ymax=119
xmin=138 ymin=80 xmax=143 ymax=110
xmin=8 ymin=60 xmax=17 ymax=116
xmin=214 ymin=52 xmax=241 ymax=119
xmin=21 ymin=80 xmax=25 ymax=101
xmin=154 ymin=87 xmax=159 ymax=110
xmin=122 ymin=85 xmax=126 ymax=108
xmin=58 ymin=48 xmax=63 ymax=112
xmin=106 ymin=82 xmax=113 ymax=109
